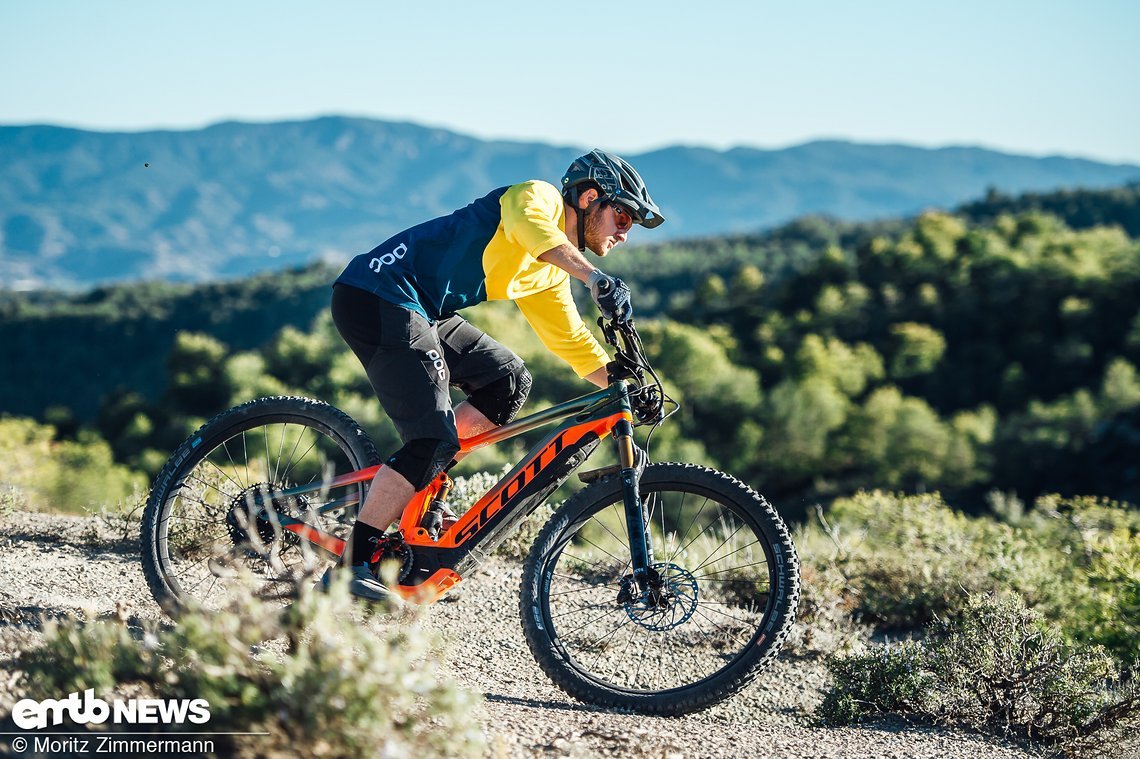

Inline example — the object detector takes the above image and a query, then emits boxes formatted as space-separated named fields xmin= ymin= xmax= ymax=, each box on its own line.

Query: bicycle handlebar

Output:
xmin=598 ymin=317 xmax=674 ymax=425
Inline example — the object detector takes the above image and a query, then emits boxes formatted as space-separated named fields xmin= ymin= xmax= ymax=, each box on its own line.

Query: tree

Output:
xmin=165 ymin=332 xmax=233 ymax=415
xmin=889 ymin=323 xmax=946 ymax=380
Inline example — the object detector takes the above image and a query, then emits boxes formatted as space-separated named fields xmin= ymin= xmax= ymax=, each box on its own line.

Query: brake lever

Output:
xmin=598 ymin=317 xmax=619 ymax=349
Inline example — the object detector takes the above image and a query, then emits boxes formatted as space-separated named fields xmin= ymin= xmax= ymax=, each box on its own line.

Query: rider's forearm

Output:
xmin=585 ymin=366 xmax=609 ymax=388
xmin=538 ymin=242 xmax=596 ymax=282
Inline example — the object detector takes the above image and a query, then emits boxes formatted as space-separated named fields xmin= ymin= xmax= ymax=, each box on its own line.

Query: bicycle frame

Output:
xmin=261 ymin=379 xmax=645 ymax=603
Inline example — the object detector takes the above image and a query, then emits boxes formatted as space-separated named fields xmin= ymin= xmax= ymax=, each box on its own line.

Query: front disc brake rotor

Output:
xmin=619 ymin=563 xmax=699 ymax=631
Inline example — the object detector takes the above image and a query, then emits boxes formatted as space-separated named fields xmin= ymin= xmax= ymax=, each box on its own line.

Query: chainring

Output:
xmin=368 ymin=535 xmax=414 ymax=585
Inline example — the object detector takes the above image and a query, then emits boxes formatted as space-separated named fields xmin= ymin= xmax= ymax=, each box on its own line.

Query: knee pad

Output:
xmin=467 ymin=363 xmax=532 ymax=426
xmin=385 ymin=438 xmax=460 ymax=491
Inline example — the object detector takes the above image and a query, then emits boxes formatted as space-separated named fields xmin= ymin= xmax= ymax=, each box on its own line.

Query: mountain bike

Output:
xmin=140 ymin=317 xmax=800 ymax=716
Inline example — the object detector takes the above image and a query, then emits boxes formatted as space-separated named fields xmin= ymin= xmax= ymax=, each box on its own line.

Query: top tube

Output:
xmin=459 ymin=382 xmax=627 ymax=454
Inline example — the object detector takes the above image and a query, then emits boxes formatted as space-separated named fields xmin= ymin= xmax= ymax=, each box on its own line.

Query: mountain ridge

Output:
xmin=3 ymin=115 xmax=1138 ymax=289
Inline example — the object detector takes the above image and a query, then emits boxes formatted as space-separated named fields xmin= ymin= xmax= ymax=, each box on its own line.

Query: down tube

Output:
xmin=400 ymin=412 xmax=629 ymax=586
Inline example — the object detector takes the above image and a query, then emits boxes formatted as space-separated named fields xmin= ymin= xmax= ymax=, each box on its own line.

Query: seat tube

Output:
xmin=614 ymin=415 xmax=651 ymax=576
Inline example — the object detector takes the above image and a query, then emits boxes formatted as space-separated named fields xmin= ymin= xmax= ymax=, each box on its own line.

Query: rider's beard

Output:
xmin=583 ymin=204 xmax=614 ymax=257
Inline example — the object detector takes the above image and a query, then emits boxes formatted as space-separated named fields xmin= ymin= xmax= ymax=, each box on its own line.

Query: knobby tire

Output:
xmin=519 ymin=463 xmax=800 ymax=716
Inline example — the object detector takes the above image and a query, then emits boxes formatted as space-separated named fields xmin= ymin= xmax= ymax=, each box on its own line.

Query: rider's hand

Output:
xmin=588 ymin=269 xmax=633 ymax=323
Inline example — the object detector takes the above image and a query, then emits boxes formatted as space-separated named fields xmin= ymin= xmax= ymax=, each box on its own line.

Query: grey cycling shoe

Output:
xmin=321 ymin=563 xmax=401 ymax=605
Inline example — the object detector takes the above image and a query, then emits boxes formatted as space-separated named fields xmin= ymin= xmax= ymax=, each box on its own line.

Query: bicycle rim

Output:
xmin=152 ymin=411 xmax=366 ymax=609
xmin=539 ymin=477 xmax=780 ymax=696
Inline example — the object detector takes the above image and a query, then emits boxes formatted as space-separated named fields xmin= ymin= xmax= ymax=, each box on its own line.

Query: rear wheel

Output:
xmin=520 ymin=463 xmax=799 ymax=715
xmin=140 ymin=396 xmax=379 ymax=612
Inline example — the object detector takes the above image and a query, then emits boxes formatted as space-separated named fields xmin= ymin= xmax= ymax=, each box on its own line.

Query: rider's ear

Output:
xmin=577 ymin=187 xmax=599 ymax=209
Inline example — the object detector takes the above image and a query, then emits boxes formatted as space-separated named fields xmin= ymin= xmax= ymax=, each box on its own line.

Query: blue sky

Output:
xmin=2 ymin=1 xmax=1138 ymax=163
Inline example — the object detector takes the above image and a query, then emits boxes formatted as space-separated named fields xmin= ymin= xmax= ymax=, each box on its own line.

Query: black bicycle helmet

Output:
xmin=561 ymin=149 xmax=664 ymax=251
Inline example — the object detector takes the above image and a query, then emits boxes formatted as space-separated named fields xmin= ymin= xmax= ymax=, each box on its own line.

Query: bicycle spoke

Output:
xmin=690 ymin=520 xmax=747 ymax=575
xmin=218 ymin=439 xmax=249 ymax=491
xmin=571 ymin=534 xmax=629 ymax=569
xmin=620 ymin=624 xmax=647 ymax=683
xmin=584 ymin=615 xmax=635 ymax=672
xmin=196 ymin=456 xmax=246 ymax=496
xmin=263 ymin=426 xmax=272 ymax=484
xmin=584 ymin=511 xmax=632 ymax=558
xmin=671 ymin=496 xmax=718 ymax=561
xmin=242 ymin=430 xmax=251 ymax=490
xmin=550 ymin=569 xmax=619 ymax=586
xmin=175 ymin=482 xmax=231 ymax=510
xmin=690 ymin=603 xmax=756 ymax=647
xmin=557 ymin=604 xmax=630 ymax=640
xmin=273 ymin=424 xmax=288 ymax=483
xmin=279 ymin=430 xmax=320 ymax=485
xmin=549 ymin=599 xmax=616 ymax=621
xmin=559 ymin=551 xmax=624 ymax=580
xmin=547 ymin=583 xmax=618 ymax=598
xmin=694 ymin=559 xmax=769 ymax=580
xmin=698 ymin=535 xmax=762 ymax=567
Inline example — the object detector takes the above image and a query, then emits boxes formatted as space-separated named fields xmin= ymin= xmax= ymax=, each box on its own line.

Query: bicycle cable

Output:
xmin=621 ymin=321 xmax=679 ymax=461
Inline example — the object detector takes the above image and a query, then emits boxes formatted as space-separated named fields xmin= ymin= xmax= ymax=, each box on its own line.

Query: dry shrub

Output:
xmin=818 ymin=593 xmax=1139 ymax=757
xmin=5 ymin=577 xmax=485 ymax=758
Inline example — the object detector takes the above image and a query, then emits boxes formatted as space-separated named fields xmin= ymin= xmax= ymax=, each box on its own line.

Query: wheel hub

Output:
xmin=618 ymin=563 xmax=699 ymax=631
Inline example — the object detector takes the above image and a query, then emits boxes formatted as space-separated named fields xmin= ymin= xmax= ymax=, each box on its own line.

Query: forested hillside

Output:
xmin=959 ymin=182 xmax=1140 ymax=236
xmin=2 ymin=184 xmax=1139 ymax=512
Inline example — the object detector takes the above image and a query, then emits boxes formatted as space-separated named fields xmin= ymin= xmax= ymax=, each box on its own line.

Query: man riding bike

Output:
xmin=329 ymin=149 xmax=665 ymax=599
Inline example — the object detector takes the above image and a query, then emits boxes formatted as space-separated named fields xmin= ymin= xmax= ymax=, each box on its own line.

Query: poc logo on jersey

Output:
xmin=369 ymin=243 xmax=408 ymax=272
xmin=425 ymin=349 xmax=446 ymax=381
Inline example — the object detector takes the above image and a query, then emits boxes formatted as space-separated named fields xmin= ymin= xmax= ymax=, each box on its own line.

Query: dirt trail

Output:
xmin=0 ymin=512 xmax=1035 ymax=758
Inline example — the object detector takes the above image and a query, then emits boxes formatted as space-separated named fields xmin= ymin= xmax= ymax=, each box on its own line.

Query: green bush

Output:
xmin=1021 ymin=495 xmax=1140 ymax=663
xmin=819 ymin=594 xmax=1139 ymax=753
xmin=817 ymin=640 xmax=932 ymax=724
xmin=7 ymin=581 xmax=484 ymax=758
xmin=802 ymin=490 xmax=1140 ymax=665
xmin=814 ymin=491 xmax=1013 ymax=628
xmin=0 ymin=417 xmax=146 ymax=513
xmin=786 ymin=516 xmax=870 ymax=656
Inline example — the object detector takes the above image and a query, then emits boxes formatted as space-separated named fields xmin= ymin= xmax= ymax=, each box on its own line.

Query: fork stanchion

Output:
xmin=614 ymin=417 xmax=652 ymax=578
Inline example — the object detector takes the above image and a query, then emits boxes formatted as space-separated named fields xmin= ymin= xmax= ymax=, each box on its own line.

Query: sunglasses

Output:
xmin=607 ymin=202 xmax=636 ymax=231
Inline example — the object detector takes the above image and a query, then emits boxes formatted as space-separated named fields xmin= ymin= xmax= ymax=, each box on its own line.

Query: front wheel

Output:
xmin=520 ymin=463 xmax=799 ymax=715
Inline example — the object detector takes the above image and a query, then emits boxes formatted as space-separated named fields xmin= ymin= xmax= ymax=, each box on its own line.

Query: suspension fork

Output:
xmin=614 ymin=416 xmax=655 ymax=582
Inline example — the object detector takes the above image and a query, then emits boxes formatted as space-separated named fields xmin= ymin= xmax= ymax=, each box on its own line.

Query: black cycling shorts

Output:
xmin=330 ymin=283 xmax=524 ymax=446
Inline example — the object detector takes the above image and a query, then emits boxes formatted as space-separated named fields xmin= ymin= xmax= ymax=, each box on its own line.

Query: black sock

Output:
xmin=345 ymin=521 xmax=387 ymax=566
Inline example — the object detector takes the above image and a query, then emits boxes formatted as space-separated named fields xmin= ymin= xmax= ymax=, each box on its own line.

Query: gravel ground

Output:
xmin=0 ymin=511 xmax=1039 ymax=759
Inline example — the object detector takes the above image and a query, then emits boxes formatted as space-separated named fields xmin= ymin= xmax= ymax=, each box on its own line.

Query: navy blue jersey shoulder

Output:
xmin=335 ymin=187 xmax=509 ymax=321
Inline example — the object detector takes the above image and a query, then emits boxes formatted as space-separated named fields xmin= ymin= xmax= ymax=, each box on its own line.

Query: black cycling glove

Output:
xmin=588 ymin=270 xmax=633 ymax=323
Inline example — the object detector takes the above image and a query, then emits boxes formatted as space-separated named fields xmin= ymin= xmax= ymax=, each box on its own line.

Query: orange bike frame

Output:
xmin=275 ymin=382 xmax=636 ymax=603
